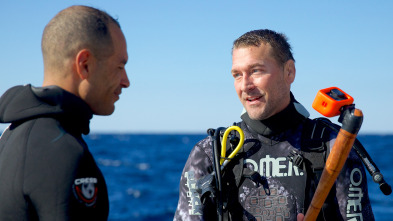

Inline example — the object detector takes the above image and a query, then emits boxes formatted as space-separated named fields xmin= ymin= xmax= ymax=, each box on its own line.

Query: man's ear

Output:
xmin=75 ymin=49 xmax=92 ymax=80
xmin=284 ymin=60 xmax=296 ymax=84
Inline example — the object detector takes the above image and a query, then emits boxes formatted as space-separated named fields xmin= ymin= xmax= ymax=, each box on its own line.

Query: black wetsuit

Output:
xmin=0 ymin=85 xmax=109 ymax=220
xmin=174 ymin=94 xmax=374 ymax=221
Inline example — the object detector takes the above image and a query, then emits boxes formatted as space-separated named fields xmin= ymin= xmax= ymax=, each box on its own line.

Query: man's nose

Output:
xmin=121 ymin=71 xmax=130 ymax=88
xmin=241 ymin=75 xmax=254 ymax=91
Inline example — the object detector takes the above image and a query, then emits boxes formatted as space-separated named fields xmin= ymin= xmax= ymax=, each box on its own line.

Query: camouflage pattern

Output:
xmin=174 ymin=110 xmax=374 ymax=221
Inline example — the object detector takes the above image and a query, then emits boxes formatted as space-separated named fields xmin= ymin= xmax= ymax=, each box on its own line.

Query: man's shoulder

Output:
xmin=192 ymin=135 xmax=212 ymax=157
xmin=23 ymin=117 xmax=86 ymax=158
xmin=302 ymin=117 xmax=339 ymax=139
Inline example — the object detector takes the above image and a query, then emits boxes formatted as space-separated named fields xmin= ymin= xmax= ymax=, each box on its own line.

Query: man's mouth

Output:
xmin=246 ymin=96 xmax=262 ymax=102
xmin=114 ymin=89 xmax=122 ymax=97
xmin=114 ymin=90 xmax=122 ymax=101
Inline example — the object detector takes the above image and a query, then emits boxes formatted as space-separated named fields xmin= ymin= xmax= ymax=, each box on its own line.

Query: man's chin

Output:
xmin=246 ymin=111 xmax=264 ymax=121
xmin=93 ymin=106 xmax=115 ymax=116
xmin=246 ymin=107 xmax=273 ymax=121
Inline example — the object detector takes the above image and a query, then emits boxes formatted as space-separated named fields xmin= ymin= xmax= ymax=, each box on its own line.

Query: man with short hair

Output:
xmin=174 ymin=29 xmax=374 ymax=221
xmin=0 ymin=5 xmax=129 ymax=220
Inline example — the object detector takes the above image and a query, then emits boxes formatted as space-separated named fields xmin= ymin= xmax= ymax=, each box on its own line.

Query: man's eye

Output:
xmin=232 ymin=73 xmax=241 ymax=79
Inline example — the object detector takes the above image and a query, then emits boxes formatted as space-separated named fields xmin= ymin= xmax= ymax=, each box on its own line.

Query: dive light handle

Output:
xmin=338 ymin=104 xmax=362 ymax=134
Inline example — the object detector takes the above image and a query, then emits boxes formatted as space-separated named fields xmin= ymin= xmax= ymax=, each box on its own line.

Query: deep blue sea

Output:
xmin=85 ymin=133 xmax=393 ymax=221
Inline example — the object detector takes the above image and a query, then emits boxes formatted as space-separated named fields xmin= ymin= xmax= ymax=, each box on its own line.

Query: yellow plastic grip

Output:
xmin=220 ymin=126 xmax=245 ymax=168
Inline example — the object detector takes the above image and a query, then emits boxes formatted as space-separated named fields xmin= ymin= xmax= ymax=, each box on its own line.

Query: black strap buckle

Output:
xmin=287 ymin=150 xmax=304 ymax=168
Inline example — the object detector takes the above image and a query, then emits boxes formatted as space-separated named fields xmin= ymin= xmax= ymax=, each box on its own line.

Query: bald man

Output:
xmin=0 ymin=5 xmax=129 ymax=220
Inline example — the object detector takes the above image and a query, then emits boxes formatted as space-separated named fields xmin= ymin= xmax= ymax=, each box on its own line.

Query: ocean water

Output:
xmin=85 ymin=133 xmax=393 ymax=221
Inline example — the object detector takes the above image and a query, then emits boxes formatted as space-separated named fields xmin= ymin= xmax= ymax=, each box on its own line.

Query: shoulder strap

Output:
xmin=223 ymin=122 xmax=265 ymax=188
xmin=300 ymin=118 xmax=332 ymax=174
xmin=314 ymin=118 xmax=392 ymax=195
xmin=296 ymin=118 xmax=341 ymax=219
xmin=287 ymin=118 xmax=332 ymax=178
xmin=220 ymin=122 xmax=269 ymax=220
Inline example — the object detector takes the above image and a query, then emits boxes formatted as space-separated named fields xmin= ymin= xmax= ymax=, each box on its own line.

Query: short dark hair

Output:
xmin=42 ymin=5 xmax=120 ymax=70
xmin=233 ymin=29 xmax=295 ymax=66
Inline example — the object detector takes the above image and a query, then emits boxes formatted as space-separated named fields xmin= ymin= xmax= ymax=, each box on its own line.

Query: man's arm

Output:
xmin=335 ymin=148 xmax=375 ymax=220
xmin=23 ymin=123 xmax=84 ymax=221
xmin=174 ymin=138 xmax=216 ymax=221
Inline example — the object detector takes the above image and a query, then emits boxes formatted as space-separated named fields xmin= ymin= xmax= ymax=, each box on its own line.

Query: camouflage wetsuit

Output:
xmin=174 ymin=94 xmax=374 ymax=221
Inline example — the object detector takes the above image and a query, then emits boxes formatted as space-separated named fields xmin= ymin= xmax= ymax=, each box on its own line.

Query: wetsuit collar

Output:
xmin=240 ymin=92 xmax=309 ymax=137
xmin=32 ymin=85 xmax=93 ymax=135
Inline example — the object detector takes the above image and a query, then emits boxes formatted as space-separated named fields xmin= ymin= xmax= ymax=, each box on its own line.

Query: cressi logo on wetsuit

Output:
xmin=73 ymin=177 xmax=99 ymax=207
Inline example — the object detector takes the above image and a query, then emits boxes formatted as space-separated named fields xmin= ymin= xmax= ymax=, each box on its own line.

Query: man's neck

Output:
xmin=241 ymin=93 xmax=308 ymax=137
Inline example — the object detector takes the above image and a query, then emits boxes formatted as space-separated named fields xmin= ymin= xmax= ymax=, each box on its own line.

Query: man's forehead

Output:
xmin=232 ymin=45 xmax=273 ymax=61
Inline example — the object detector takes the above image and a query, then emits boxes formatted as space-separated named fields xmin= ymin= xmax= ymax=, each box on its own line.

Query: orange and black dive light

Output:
xmin=304 ymin=87 xmax=363 ymax=221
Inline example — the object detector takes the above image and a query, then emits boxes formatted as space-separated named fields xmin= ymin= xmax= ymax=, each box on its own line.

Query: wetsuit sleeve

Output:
xmin=174 ymin=138 xmax=216 ymax=221
xmin=23 ymin=124 xmax=83 ymax=221
xmin=335 ymin=146 xmax=375 ymax=220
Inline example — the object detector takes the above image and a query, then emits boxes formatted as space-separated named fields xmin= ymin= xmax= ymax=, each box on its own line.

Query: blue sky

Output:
xmin=1 ymin=1 xmax=392 ymax=134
